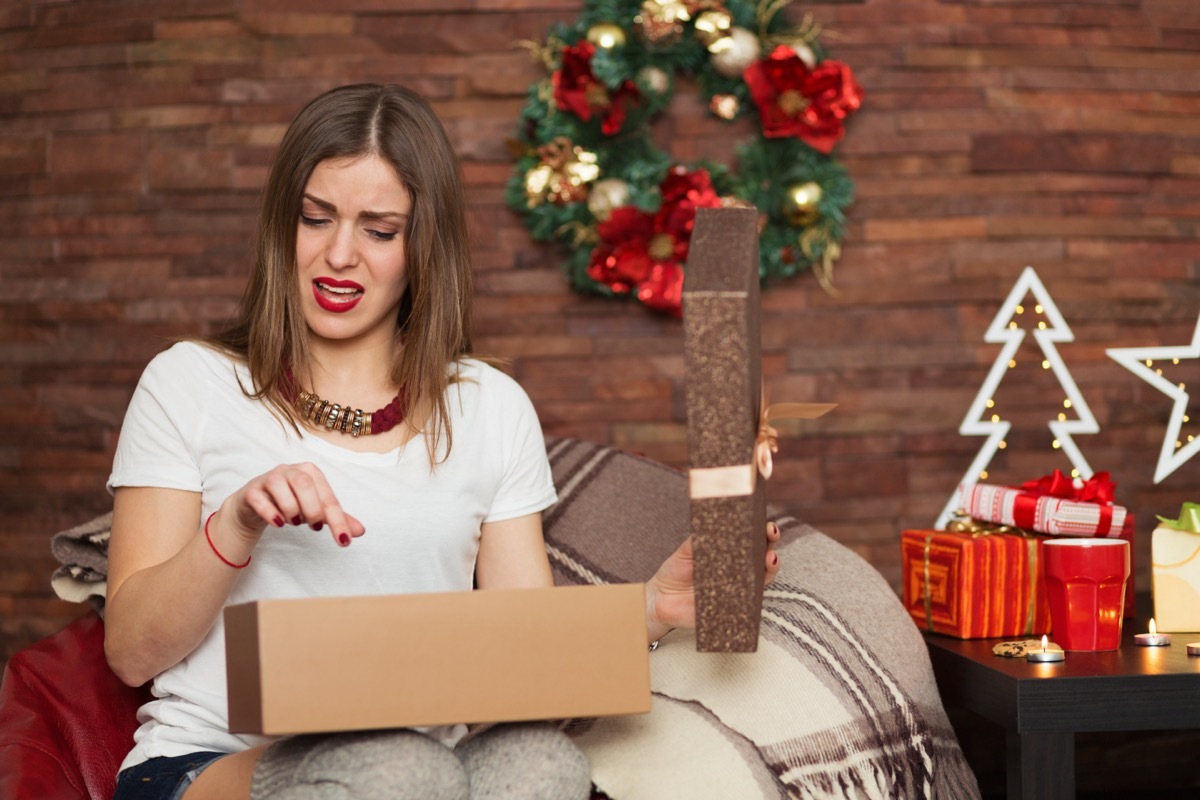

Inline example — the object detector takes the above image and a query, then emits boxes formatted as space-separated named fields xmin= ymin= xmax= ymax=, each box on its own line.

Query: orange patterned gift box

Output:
xmin=901 ymin=529 xmax=1052 ymax=639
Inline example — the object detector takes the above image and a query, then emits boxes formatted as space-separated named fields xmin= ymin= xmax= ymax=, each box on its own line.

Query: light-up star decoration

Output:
xmin=935 ymin=266 xmax=1099 ymax=528
xmin=1106 ymin=314 xmax=1200 ymax=484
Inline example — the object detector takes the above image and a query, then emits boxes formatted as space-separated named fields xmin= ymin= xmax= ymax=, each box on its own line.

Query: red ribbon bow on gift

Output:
xmin=1019 ymin=469 xmax=1116 ymax=505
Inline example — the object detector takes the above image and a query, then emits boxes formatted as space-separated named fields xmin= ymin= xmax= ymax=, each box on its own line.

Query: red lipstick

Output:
xmin=312 ymin=278 xmax=363 ymax=313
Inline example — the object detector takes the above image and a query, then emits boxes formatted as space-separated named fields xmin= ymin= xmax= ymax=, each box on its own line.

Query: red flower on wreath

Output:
xmin=586 ymin=166 xmax=722 ymax=315
xmin=742 ymin=45 xmax=863 ymax=154
xmin=553 ymin=41 xmax=640 ymax=136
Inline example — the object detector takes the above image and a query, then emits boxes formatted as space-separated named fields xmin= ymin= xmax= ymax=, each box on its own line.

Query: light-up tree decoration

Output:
xmin=1106 ymin=314 xmax=1200 ymax=484
xmin=935 ymin=266 xmax=1099 ymax=528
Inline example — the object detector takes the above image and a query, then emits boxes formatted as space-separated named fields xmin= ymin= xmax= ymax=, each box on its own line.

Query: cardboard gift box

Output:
xmin=1151 ymin=503 xmax=1200 ymax=632
xmin=682 ymin=206 xmax=833 ymax=652
xmin=955 ymin=471 xmax=1128 ymax=537
xmin=901 ymin=528 xmax=1053 ymax=639
xmin=225 ymin=584 xmax=651 ymax=735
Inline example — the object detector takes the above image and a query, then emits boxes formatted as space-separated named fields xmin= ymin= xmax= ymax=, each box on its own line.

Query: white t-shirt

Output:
xmin=108 ymin=341 xmax=557 ymax=770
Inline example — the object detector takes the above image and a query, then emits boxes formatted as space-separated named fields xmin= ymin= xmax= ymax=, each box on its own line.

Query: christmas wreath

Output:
xmin=505 ymin=0 xmax=864 ymax=316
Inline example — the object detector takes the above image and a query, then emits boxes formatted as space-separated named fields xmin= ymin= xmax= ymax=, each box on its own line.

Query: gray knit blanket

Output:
xmin=49 ymin=437 xmax=979 ymax=799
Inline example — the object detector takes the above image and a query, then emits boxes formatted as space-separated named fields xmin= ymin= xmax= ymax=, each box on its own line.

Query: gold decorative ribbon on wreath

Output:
xmin=688 ymin=396 xmax=836 ymax=500
xmin=923 ymin=517 xmax=1044 ymax=636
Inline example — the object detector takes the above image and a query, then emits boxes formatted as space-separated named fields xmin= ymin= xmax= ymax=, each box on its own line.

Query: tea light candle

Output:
xmin=1187 ymin=642 xmax=1200 ymax=656
xmin=1026 ymin=635 xmax=1065 ymax=663
xmin=1134 ymin=618 xmax=1171 ymax=647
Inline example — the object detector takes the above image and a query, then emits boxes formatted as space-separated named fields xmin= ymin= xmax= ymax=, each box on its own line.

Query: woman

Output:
xmin=104 ymin=83 xmax=782 ymax=800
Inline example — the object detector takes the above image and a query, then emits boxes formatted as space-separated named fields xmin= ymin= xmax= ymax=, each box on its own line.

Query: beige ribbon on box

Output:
xmin=688 ymin=400 xmax=836 ymax=500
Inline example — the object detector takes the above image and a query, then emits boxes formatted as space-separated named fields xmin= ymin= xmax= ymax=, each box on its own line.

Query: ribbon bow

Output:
xmin=1019 ymin=469 xmax=1115 ymax=505
xmin=689 ymin=395 xmax=835 ymax=500
xmin=1157 ymin=502 xmax=1200 ymax=533
xmin=944 ymin=516 xmax=1034 ymax=539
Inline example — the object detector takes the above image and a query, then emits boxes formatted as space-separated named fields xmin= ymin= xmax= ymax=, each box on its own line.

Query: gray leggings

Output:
xmin=249 ymin=723 xmax=591 ymax=800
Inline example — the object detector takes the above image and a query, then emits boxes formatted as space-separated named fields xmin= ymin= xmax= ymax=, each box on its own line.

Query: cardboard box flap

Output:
xmin=225 ymin=583 xmax=650 ymax=735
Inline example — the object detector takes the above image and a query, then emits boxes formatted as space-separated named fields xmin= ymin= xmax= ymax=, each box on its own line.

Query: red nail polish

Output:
xmin=291 ymin=515 xmax=302 ymax=526
xmin=770 ymin=552 xmax=779 ymax=566
xmin=273 ymin=516 xmax=285 ymax=528
xmin=313 ymin=522 xmax=324 ymax=531
xmin=338 ymin=533 xmax=351 ymax=547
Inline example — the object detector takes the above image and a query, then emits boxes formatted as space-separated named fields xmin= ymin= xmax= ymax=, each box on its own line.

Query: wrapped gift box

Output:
xmin=682 ymin=206 xmax=833 ymax=652
xmin=225 ymin=584 xmax=651 ymax=734
xmin=1151 ymin=503 xmax=1200 ymax=632
xmin=901 ymin=528 xmax=1052 ymax=639
xmin=955 ymin=472 xmax=1136 ymax=618
xmin=955 ymin=471 xmax=1128 ymax=538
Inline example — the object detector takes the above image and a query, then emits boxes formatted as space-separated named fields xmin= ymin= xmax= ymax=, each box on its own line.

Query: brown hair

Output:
xmin=210 ymin=83 xmax=474 ymax=460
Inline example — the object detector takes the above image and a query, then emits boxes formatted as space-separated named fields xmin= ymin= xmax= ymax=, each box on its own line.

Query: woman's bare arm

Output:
xmin=105 ymin=464 xmax=365 ymax=687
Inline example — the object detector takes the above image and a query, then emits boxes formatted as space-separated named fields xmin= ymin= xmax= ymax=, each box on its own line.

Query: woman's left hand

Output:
xmin=644 ymin=520 xmax=782 ymax=643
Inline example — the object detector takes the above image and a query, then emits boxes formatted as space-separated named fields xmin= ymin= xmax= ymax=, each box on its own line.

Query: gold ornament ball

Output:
xmin=711 ymin=27 xmax=760 ymax=78
xmin=637 ymin=66 xmax=671 ymax=96
xmin=782 ymin=181 xmax=823 ymax=227
xmin=709 ymin=93 xmax=739 ymax=120
xmin=586 ymin=22 xmax=627 ymax=50
xmin=586 ymin=178 xmax=631 ymax=222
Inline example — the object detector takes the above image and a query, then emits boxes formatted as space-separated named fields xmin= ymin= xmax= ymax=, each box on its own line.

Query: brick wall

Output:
xmin=3 ymin=0 xmax=1199 ymax=666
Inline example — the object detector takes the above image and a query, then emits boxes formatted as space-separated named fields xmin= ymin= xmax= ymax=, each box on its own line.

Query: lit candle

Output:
xmin=1134 ymin=618 xmax=1172 ymax=647
xmin=1026 ymin=634 xmax=1065 ymax=663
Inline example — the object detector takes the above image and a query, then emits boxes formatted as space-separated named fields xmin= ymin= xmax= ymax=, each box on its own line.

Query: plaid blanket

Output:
xmin=49 ymin=437 xmax=979 ymax=799
xmin=542 ymin=438 xmax=979 ymax=800
xmin=50 ymin=511 xmax=111 ymax=609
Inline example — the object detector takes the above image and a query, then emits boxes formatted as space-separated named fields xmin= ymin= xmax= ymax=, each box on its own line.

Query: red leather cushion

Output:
xmin=0 ymin=612 xmax=150 ymax=800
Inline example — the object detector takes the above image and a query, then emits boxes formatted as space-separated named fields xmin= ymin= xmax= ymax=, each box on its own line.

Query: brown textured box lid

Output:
xmin=683 ymin=206 xmax=765 ymax=653
xmin=682 ymin=207 xmax=833 ymax=652
xmin=225 ymin=583 xmax=650 ymax=734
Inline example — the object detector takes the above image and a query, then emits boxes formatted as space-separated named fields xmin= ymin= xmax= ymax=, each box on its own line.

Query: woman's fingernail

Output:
xmin=338 ymin=533 xmax=351 ymax=547
xmin=770 ymin=552 xmax=779 ymax=566
xmin=273 ymin=515 xmax=285 ymax=528
xmin=313 ymin=522 xmax=324 ymax=531
xmin=291 ymin=515 xmax=302 ymax=526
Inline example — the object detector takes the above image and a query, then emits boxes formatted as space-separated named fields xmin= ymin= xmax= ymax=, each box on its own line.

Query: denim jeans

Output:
xmin=112 ymin=751 xmax=227 ymax=800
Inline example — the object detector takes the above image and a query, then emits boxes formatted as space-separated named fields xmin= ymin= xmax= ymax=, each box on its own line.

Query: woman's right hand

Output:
xmin=220 ymin=462 xmax=366 ymax=549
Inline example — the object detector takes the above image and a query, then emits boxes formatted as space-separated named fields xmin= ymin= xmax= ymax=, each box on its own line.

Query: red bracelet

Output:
xmin=204 ymin=511 xmax=251 ymax=569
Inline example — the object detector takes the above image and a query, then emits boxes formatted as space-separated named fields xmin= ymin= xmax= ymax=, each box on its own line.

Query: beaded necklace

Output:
xmin=283 ymin=370 xmax=406 ymax=437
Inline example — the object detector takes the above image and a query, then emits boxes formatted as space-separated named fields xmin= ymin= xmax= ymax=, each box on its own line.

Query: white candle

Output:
xmin=1134 ymin=618 xmax=1171 ymax=647
xmin=1026 ymin=634 xmax=1065 ymax=663
xmin=1186 ymin=642 xmax=1200 ymax=656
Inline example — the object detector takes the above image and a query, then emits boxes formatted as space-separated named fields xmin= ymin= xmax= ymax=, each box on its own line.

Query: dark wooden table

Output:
xmin=925 ymin=625 xmax=1200 ymax=799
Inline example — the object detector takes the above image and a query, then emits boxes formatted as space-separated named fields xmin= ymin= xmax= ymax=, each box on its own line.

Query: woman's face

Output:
xmin=295 ymin=154 xmax=413 ymax=351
